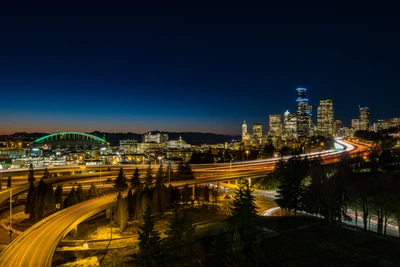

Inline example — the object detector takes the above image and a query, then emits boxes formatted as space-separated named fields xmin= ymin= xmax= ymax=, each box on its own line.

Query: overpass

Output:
xmin=0 ymin=139 xmax=368 ymax=266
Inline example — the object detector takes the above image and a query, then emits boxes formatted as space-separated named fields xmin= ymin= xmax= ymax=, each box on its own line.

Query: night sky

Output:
xmin=1 ymin=5 xmax=399 ymax=135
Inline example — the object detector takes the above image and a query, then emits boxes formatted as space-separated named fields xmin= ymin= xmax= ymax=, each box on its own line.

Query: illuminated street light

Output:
xmin=157 ymin=156 xmax=162 ymax=165
xmin=246 ymin=150 xmax=249 ymax=161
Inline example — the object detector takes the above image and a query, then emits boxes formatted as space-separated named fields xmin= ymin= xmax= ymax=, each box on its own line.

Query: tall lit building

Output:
xmin=283 ymin=110 xmax=297 ymax=139
xmin=269 ymin=114 xmax=282 ymax=136
xmin=296 ymin=88 xmax=311 ymax=138
xmin=316 ymin=99 xmax=334 ymax=136
xmin=352 ymin=119 xmax=360 ymax=131
xmin=359 ymin=107 xmax=370 ymax=130
xmin=333 ymin=120 xmax=342 ymax=136
xmin=253 ymin=124 xmax=263 ymax=138
xmin=242 ymin=121 xmax=247 ymax=137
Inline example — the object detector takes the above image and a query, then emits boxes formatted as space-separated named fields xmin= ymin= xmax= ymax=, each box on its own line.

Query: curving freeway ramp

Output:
xmin=0 ymin=194 xmax=117 ymax=267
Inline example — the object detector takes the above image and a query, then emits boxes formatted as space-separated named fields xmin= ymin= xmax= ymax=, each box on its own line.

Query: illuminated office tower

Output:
xmin=296 ymin=88 xmax=311 ymax=138
xmin=269 ymin=114 xmax=282 ymax=136
xmin=352 ymin=119 xmax=360 ymax=131
xmin=253 ymin=124 xmax=263 ymax=138
xmin=333 ymin=120 xmax=342 ymax=136
xmin=242 ymin=121 xmax=247 ymax=136
xmin=359 ymin=107 xmax=370 ymax=130
xmin=283 ymin=110 xmax=297 ymax=138
xmin=317 ymin=99 xmax=334 ymax=136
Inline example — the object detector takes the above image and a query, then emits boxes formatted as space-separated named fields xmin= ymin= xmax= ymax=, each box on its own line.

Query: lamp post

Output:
xmin=246 ymin=150 xmax=249 ymax=161
xmin=158 ymin=156 xmax=162 ymax=165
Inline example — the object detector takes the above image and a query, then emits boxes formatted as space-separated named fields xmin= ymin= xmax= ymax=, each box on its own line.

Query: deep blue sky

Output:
xmin=1 ymin=5 xmax=399 ymax=135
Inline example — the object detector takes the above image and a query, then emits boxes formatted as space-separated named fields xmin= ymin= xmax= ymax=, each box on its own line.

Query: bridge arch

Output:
xmin=33 ymin=132 xmax=107 ymax=145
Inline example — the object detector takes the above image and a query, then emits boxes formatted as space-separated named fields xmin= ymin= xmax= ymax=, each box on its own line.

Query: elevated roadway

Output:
xmin=0 ymin=139 xmax=370 ymax=266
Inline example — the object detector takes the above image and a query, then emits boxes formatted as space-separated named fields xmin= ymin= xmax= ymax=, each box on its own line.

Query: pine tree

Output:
xmin=155 ymin=163 xmax=164 ymax=184
xmin=152 ymin=169 xmax=167 ymax=213
xmin=34 ymin=178 xmax=47 ymax=220
xmin=182 ymin=184 xmax=190 ymax=206
xmin=28 ymin=163 xmax=35 ymax=182
xmin=144 ymin=164 xmax=153 ymax=186
xmin=183 ymin=162 xmax=195 ymax=180
xmin=114 ymin=192 xmax=129 ymax=232
xmin=127 ymin=188 xmax=134 ymax=218
xmin=114 ymin=167 xmax=128 ymax=191
xmin=67 ymin=187 xmax=78 ymax=207
xmin=28 ymin=187 xmax=36 ymax=219
xmin=164 ymin=163 xmax=172 ymax=184
xmin=76 ymin=183 xmax=85 ymax=202
xmin=54 ymin=185 xmax=63 ymax=210
xmin=25 ymin=180 xmax=35 ymax=214
xmin=43 ymin=184 xmax=56 ymax=216
xmin=43 ymin=168 xmax=50 ymax=179
xmin=227 ymin=178 xmax=259 ymax=229
xmin=224 ymin=227 xmax=247 ymax=267
xmin=165 ymin=207 xmax=196 ymax=258
xmin=88 ymin=183 xmax=100 ymax=199
xmin=131 ymin=167 xmax=141 ymax=188
xmin=137 ymin=203 xmax=161 ymax=266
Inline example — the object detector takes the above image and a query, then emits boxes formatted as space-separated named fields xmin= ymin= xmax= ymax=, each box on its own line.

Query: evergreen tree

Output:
xmin=43 ymin=168 xmax=50 ymax=179
xmin=165 ymin=207 xmax=196 ymax=258
xmin=274 ymin=156 xmax=310 ymax=216
xmin=144 ymin=164 xmax=153 ymax=185
xmin=88 ymin=183 xmax=100 ymax=199
xmin=137 ymin=203 xmax=162 ymax=266
xmin=127 ymin=188 xmax=134 ymax=218
xmin=76 ymin=183 xmax=85 ymax=202
xmin=25 ymin=180 xmax=35 ymax=214
xmin=54 ymin=185 xmax=63 ymax=210
xmin=152 ymin=168 xmax=167 ymax=213
xmin=28 ymin=187 xmax=36 ymax=219
xmin=114 ymin=167 xmax=128 ymax=191
xmin=224 ymin=227 xmax=247 ymax=267
xmin=43 ymin=184 xmax=56 ymax=216
xmin=67 ymin=187 xmax=78 ymax=207
xmin=167 ymin=184 xmax=176 ymax=207
xmin=155 ymin=163 xmax=164 ymax=183
xmin=182 ymin=184 xmax=190 ymax=206
xmin=164 ymin=163 xmax=172 ymax=184
xmin=28 ymin=163 xmax=35 ymax=182
xmin=114 ymin=192 xmax=129 ymax=232
xmin=34 ymin=178 xmax=47 ymax=220
xmin=227 ymin=178 xmax=259 ymax=229
xmin=204 ymin=185 xmax=210 ymax=203
xmin=131 ymin=167 xmax=141 ymax=188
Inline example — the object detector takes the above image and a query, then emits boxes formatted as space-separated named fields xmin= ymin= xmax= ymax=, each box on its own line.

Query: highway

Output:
xmin=0 ymin=194 xmax=116 ymax=267
xmin=0 ymin=138 xmax=369 ymax=266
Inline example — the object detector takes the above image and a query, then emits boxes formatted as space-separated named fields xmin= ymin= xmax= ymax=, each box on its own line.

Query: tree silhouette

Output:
xmin=34 ymin=178 xmax=47 ymax=221
xmin=88 ymin=183 xmax=100 ymax=199
xmin=114 ymin=168 xmax=128 ymax=191
xmin=43 ymin=184 xmax=56 ymax=216
xmin=224 ymin=227 xmax=247 ymax=267
xmin=227 ymin=178 xmax=258 ymax=229
xmin=54 ymin=185 xmax=63 ymax=210
xmin=25 ymin=180 xmax=35 ymax=215
xmin=114 ymin=192 xmax=129 ymax=232
xmin=137 ymin=203 xmax=161 ymax=266
xmin=131 ymin=167 xmax=141 ymax=188
xmin=28 ymin=163 xmax=35 ymax=182
xmin=76 ymin=183 xmax=85 ymax=202
xmin=43 ymin=168 xmax=50 ymax=179
xmin=144 ymin=164 xmax=153 ymax=186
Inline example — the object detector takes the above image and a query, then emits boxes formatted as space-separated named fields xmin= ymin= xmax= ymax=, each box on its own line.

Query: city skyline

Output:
xmin=1 ymin=6 xmax=399 ymax=134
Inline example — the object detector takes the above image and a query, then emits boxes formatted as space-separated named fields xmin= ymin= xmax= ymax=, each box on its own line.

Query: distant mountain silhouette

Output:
xmin=1 ymin=131 xmax=241 ymax=146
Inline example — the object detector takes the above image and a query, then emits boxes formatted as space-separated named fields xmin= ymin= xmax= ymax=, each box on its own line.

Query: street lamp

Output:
xmin=246 ymin=150 xmax=249 ymax=161
xmin=157 ymin=156 xmax=162 ymax=165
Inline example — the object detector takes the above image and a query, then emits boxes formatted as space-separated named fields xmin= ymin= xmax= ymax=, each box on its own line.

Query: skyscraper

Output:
xmin=253 ymin=124 xmax=263 ymax=138
xmin=359 ymin=107 xmax=370 ymax=130
xmin=283 ymin=110 xmax=297 ymax=139
xmin=296 ymin=88 xmax=311 ymax=138
xmin=352 ymin=118 xmax=360 ymax=131
xmin=317 ymin=99 xmax=334 ymax=136
xmin=269 ymin=114 xmax=282 ymax=136
xmin=242 ymin=121 xmax=247 ymax=136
